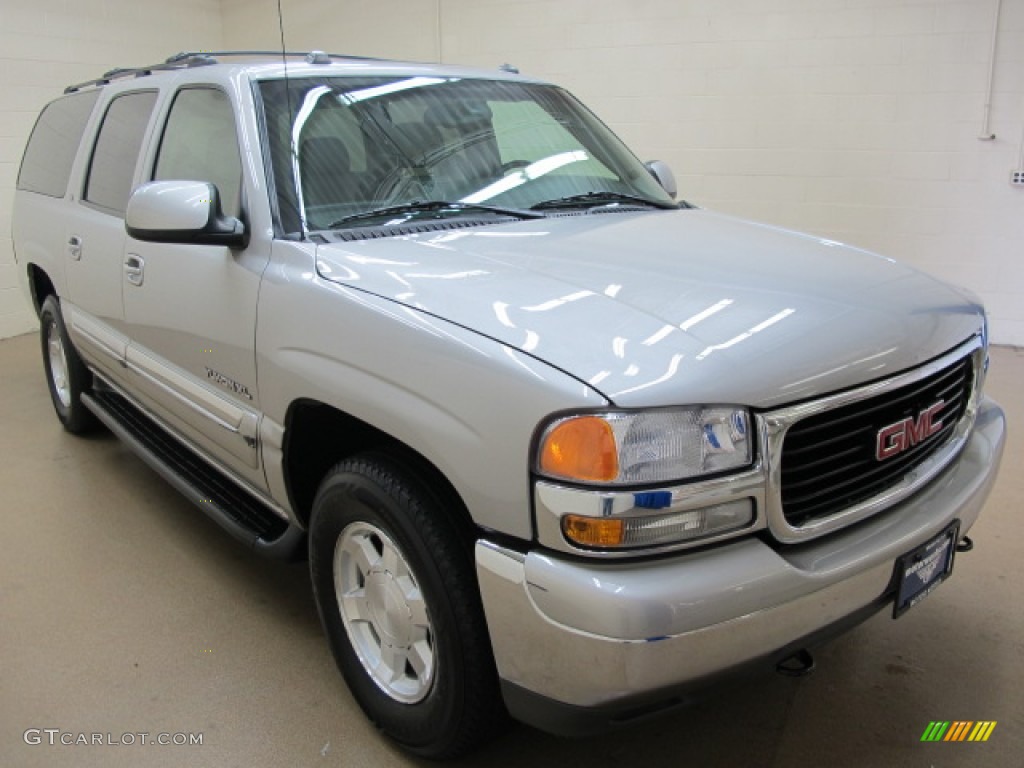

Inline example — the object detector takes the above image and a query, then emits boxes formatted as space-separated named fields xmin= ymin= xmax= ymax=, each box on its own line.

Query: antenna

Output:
xmin=276 ymin=0 xmax=306 ymax=238
xmin=276 ymin=0 xmax=289 ymax=77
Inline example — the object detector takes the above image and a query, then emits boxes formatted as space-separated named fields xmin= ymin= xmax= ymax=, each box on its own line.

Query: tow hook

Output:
xmin=956 ymin=535 xmax=974 ymax=553
xmin=776 ymin=649 xmax=815 ymax=677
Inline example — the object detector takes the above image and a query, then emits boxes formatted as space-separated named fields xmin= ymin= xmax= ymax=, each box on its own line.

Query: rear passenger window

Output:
xmin=17 ymin=90 xmax=100 ymax=198
xmin=154 ymin=88 xmax=242 ymax=218
xmin=84 ymin=91 xmax=158 ymax=216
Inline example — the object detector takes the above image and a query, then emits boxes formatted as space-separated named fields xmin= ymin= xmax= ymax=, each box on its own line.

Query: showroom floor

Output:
xmin=1 ymin=331 xmax=1021 ymax=768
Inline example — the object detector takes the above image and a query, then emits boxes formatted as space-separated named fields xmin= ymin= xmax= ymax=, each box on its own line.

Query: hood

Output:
xmin=314 ymin=209 xmax=983 ymax=408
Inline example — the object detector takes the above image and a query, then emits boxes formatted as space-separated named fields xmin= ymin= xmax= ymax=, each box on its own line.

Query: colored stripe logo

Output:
xmin=921 ymin=721 xmax=997 ymax=742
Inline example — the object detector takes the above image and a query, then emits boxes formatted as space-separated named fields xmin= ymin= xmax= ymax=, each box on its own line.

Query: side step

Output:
xmin=82 ymin=386 xmax=303 ymax=559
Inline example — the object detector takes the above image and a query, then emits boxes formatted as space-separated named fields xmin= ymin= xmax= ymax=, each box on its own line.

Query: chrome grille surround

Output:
xmin=758 ymin=336 xmax=984 ymax=544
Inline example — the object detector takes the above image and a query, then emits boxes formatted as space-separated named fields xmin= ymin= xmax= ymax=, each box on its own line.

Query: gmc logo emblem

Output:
xmin=875 ymin=401 xmax=945 ymax=461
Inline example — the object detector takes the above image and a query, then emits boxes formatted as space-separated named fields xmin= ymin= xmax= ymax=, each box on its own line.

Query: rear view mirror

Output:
xmin=125 ymin=180 xmax=247 ymax=247
xmin=644 ymin=160 xmax=677 ymax=199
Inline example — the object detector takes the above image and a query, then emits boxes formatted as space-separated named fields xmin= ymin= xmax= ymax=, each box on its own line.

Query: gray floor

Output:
xmin=1 ymin=331 xmax=1021 ymax=768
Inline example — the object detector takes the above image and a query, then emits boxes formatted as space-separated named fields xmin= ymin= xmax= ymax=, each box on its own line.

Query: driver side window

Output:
xmin=154 ymin=88 xmax=242 ymax=218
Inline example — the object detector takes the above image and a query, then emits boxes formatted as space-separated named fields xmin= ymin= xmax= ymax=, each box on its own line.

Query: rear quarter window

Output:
xmin=17 ymin=90 xmax=100 ymax=198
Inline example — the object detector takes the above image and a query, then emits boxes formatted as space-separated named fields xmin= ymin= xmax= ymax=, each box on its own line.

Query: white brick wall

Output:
xmin=4 ymin=1 xmax=1022 ymax=345
xmin=0 ymin=0 xmax=224 ymax=338
xmin=220 ymin=0 xmax=441 ymax=61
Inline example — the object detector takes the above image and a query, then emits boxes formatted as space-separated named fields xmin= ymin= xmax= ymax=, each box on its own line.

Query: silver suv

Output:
xmin=12 ymin=51 xmax=1006 ymax=758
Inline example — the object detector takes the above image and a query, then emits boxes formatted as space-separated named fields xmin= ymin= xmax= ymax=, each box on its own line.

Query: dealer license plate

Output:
xmin=893 ymin=520 xmax=960 ymax=618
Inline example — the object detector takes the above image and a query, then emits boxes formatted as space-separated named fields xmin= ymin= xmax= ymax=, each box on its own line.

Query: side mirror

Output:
xmin=125 ymin=181 xmax=247 ymax=248
xmin=644 ymin=160 xmax=677 ymax=200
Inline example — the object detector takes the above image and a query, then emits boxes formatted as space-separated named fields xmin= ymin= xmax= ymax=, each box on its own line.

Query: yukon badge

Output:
xmin=875 ymin=401 xmax=945 ymax=461
xmin=204 ymin=366 xmax=253 ymax=400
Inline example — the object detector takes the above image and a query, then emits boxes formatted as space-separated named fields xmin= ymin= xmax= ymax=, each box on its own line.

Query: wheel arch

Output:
xmin=282 ymin=398 xmax=478 ymax=546
xmin=27 ymin=263 xmax=57 ymax=316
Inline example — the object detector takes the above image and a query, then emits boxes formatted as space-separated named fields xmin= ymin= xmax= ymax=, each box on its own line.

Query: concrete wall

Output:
xmin=0 ymin=0 xmax=223 ymax=338
xmin=3 ymin=1 xmax=1022 ymax=344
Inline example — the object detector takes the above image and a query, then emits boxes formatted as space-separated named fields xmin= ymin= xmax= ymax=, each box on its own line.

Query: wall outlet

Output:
xmin=1012 ymin=170 xmax=1024 ymax=186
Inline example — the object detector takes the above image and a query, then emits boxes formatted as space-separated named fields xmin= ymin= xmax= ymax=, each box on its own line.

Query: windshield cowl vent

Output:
xmin=328 ymin=218 xmax=508 ymax=242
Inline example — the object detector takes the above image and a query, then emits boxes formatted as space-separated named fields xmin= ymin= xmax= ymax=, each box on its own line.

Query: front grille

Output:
xmin=781 ymin=354 xmax=973 ymax=527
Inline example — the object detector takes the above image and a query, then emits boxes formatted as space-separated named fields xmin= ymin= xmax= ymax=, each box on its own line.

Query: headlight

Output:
xmin=536 ymin=407 xmax=752 ymax=486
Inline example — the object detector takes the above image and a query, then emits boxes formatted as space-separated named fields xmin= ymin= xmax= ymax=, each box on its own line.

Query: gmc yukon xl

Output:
xmin=12 ymin=51 xmax=1006 ymax=758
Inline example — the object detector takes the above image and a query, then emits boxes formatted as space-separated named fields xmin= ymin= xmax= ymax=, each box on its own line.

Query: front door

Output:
xmin=122 ymin=86 xmax=268 ymax=490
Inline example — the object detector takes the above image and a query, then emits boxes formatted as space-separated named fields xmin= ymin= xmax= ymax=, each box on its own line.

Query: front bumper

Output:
xmin=476 ymin=397 xmax=1006 ymax=735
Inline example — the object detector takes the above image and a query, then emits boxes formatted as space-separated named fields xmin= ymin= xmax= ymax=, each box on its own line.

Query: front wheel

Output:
xmin=309 ymin=456 xmax=505 ymax=758
xmin=39 ymin=295 xmax=98 ymax=434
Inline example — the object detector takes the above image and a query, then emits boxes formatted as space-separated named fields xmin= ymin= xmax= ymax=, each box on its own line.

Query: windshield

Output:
xmin=257 ymin=75 xmax=676 ymax=234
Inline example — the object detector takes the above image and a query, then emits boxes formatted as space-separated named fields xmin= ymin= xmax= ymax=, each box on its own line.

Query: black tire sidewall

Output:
xmin=39 ymin=295 xmax=94 ymax=433
xmin=309 ymin=458 xmax=494 ymax=756
xmin=40 ymin=301 xmax=71 ymax=424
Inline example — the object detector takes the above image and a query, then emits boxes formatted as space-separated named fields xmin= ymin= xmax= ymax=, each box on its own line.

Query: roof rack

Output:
xmin=165 ymin=50 xmax=384 ymax=63
xmin=63 ymin=53 xmax=215 ymax=94
xmin=63 ymin=50 xmax=386 ymax=94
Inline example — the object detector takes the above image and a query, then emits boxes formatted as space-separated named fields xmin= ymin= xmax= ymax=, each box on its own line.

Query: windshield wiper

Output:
xmin=326 ymin=200 xmax=544 ymax=229
xmin=529 ymin=191 xmax=677 ymax=211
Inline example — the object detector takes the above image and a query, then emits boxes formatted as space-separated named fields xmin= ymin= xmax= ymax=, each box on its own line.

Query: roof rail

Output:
xmin=63 ymin=55 xmax=216 ymax=94
xmin=64 ymin=50 xmax=386 ymax=94
xmin=164 ymin=50 xmax=385 ymax=63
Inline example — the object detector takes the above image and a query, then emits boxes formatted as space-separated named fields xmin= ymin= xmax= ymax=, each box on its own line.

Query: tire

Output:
xmin=309 ymin=455 xmax=506 ymax=759
xmin=39 ymin=295 xmax=98 ymax=434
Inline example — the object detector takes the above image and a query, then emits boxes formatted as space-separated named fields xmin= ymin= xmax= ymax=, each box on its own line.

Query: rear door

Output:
xmin=121 ymin=85 xmax=268 ymax=490
xmin=63 ymin=90 xmax=158 ymax=387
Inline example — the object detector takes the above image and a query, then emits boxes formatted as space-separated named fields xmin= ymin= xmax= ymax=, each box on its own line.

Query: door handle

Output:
xmin=124 ymin=254 xmax=145 ymax=286
xmin=68 ymin=235 xmax=82 ymax=261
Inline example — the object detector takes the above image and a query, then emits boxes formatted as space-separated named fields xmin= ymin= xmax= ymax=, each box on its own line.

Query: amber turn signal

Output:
xmin=562 ymin=515 xmax=625 ymax=547
xmin=538 ymin=416 xmax=619 ymax=483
